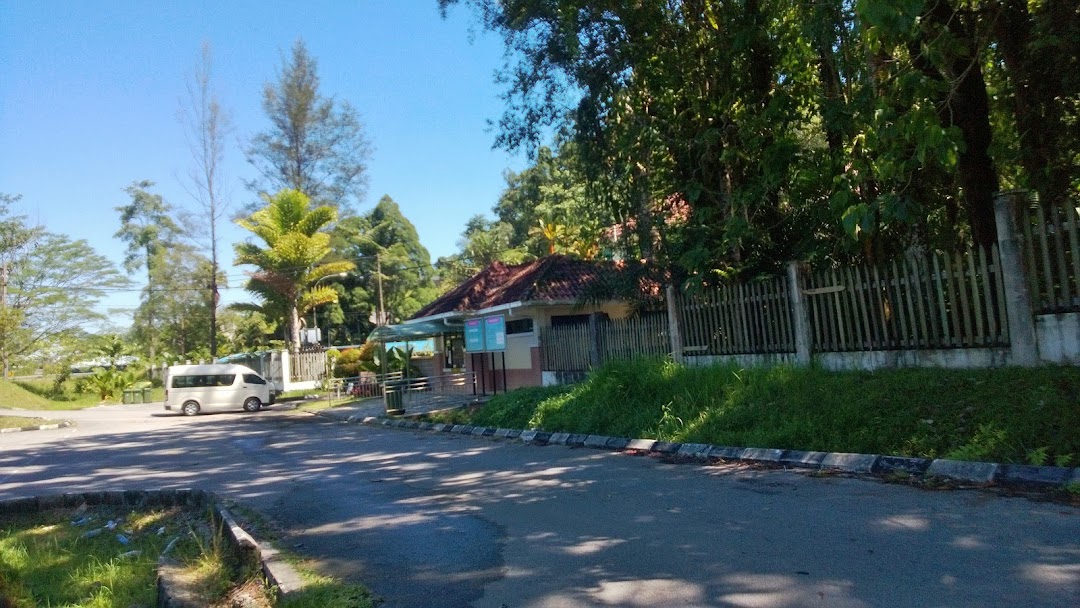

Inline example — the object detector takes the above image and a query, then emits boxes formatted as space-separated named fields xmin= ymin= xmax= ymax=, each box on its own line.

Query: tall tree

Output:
xmin=234 ymin=189 xmax=355 ymax=354
xmin=179 ymin=41 xmax=232 ymax=358
xmin=0 ymin=194 xmax=127 ymax=376
xmin=115 ymin=181 xmax=181 ymax=365
xmin=245 ymin=39 xmax=373 ymax=212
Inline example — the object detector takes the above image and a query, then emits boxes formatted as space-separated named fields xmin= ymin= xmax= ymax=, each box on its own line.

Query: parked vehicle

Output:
xmin=163 ymin=364 xmax=276 ymax=416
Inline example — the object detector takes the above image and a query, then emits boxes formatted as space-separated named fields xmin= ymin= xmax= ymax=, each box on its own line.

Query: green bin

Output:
xmin=142 ymin=387 xmax=153 ymax=403
xmin=122 ymin=388 xmax=139 ymax=404
xmin=383 ymin=380 xmax=405 ymax=415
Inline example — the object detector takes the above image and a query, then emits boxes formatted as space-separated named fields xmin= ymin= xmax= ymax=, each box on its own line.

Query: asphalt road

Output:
xmin=1 ymin=403 xmax=1078 ymax=607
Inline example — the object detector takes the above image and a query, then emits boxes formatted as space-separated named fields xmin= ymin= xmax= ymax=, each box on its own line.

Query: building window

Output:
xmin=506 ymin=318 xmax=534 ymax=335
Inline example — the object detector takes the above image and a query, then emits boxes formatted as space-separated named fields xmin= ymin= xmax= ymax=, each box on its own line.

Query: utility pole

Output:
xmin=376 ymin=253 xmax=385 ymax=326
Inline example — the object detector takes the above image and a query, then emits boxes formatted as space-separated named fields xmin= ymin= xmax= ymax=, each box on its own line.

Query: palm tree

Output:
xmin=234 ymin=189 xmax=354 ymax=354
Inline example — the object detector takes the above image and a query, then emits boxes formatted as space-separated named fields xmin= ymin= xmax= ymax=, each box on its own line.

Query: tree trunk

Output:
xmin=289 ymin=304 xmax=301 ymax=356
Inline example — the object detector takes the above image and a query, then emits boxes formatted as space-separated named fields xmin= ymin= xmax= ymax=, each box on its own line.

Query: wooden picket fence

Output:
xmin=676 ymin=277 xmax=794 ymax=355
xmin=1020 ymin=197 xmax=1080 ymax=314
xmin=804 ymin=246 xmax=1008 ymax=351
xmin=539 ymin=314 xmax=669 ymax=372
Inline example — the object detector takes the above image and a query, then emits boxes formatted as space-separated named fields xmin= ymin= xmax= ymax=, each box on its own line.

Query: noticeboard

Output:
xmin=483 ymin=315 xmax=506 ymax=352
xmin=464 ymin=318 xmax=484 ymax=352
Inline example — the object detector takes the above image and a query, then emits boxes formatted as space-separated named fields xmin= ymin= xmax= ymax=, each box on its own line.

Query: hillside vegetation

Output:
xmin=468 ymin=360 xmax=1080 ymax=465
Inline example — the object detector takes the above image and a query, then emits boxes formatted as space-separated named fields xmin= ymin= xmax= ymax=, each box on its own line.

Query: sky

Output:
xmin=0 ymin=0 xmax=526 ymax=326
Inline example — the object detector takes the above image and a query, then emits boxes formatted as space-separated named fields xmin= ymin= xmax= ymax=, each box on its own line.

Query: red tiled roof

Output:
xmin=412 ymin=255 xmax=624 ymax=319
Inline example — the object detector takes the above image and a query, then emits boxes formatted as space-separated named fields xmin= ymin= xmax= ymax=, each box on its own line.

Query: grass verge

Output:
xmin=462 ymin=359 xmax=1080 ymax=465
xmin=0 ymin=416 xmax=62 ymax=430
xmin=0 ymin=503 xmax=262 ymax=608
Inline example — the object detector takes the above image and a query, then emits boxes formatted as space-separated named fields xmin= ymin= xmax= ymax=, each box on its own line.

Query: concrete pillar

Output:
xmin=786 ymin=261 xmax=813 ymax=365
xmin=665 ymin=285 xmax=684 ymax=364
xmin=994 ymin=192 xmax=1039 ymax=366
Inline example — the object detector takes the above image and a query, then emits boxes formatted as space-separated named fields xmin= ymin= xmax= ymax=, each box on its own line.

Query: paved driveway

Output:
xmin=1 ymin=404 xmax=1078 ymax=607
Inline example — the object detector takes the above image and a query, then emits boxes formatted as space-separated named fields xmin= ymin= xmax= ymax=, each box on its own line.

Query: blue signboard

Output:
xmin=484 ymin=315 xmax=506 ymax=352
xmin=464 ymin=318 xmax=484 ymax=352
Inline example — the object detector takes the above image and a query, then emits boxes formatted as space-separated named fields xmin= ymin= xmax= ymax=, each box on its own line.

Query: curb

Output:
xmin=314 ymin=410 xmax=1080 ymax=492
xmin=0 ymin=420 xmax=73 ymax=434
xmin=0 ymin=489 xmax=305 ymax=604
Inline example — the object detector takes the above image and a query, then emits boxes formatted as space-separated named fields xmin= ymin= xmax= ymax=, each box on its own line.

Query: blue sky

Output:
xmin=0 ymin=1 xmax=524 ymax=322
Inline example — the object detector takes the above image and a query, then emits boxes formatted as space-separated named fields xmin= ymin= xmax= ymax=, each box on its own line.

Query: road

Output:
xmin=1 ymin=403 xmax=1078 ymax=607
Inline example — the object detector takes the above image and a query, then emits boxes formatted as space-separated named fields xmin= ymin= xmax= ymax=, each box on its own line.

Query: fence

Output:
xmin=804 ymin=246 xmax=1009 ymax=351
xmin=290 ymin=349 xmax=326 ymax=382
xmin=1019 ymin=197 xmax=1080 ymax=314
xmin=537 ymin=192 xmax=1075 ymax=372
xmin=677 ymin=277 xmax=793 ymax=356
xmin=540 ymin=313 xmax=669 ymax=372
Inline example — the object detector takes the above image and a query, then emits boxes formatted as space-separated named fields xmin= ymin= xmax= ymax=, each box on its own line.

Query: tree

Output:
xmin=330 ymin=195 xmax=438 ymax=341
xmin=234 ymin=189 xmax=355 ymax=354
xmin=180 ymin=41 xmax=232 ymax=357
xmin=245 ymin=39 xmax=372 ymax=212
xmin=0 ymin=194 xmax=127 ymax=376
xmin=435 ymin=215 xmax=530 ymax=289
xmin=115 ymin=181 xmax=181 ymax=365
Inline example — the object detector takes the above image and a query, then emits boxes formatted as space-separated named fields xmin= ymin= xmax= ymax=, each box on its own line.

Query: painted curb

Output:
xmin=0 ymin=420 xmax=73 ymax=434
xmin=314 ymin=410 xmax=1080 ymax=491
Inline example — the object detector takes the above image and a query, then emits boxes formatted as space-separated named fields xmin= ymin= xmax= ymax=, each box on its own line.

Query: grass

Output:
xmin=463 ymin=359 xmax=1080 ymax=465
xmin=0 ymin=378 xmax=165 ymax=411
xmin=0 ymin=415 xmax=62 ymax=429
xmin=0 ymin=504 xmax=244 ymax=608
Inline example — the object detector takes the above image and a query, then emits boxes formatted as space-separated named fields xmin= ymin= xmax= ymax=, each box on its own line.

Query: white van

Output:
xmin=163 ymin=364 xmax=275 ymax=416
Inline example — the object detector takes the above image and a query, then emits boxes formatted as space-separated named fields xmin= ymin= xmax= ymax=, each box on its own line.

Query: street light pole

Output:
xmin=313 ymin=272 xmax=348 ymax=347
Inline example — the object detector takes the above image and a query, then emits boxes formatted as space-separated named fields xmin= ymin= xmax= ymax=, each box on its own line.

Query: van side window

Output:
xmin=171 ymin=374 xmax=237 ymax=388
xmin=242 ymin=374 xmax=266 ymax=385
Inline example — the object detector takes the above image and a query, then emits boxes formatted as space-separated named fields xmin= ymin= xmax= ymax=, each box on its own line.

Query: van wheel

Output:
xmin=243 ymin=397 xmax=262 ymax=412
xmin=181 ymin=401 xmax=200 ymax=416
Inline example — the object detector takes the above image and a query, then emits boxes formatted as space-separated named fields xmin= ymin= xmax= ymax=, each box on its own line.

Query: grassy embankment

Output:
xmin=449 ymin=359 xmax=1080 ymax=465
xmin=0 ymin=378 xmax=164 ymax=411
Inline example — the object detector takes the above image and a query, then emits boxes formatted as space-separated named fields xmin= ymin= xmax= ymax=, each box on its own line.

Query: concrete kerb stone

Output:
xmin=605 ymin=437 xmax=630 ymax=450
xmin=584 ymin=435 xmax=612 ymax=449
xmin=821 ymin=452 xmax=880 ymax=473
xmin=494 ymin=428 xmax=512 ymax=438
xmin=708 ymin=446 xmax=746 ymax=461
xmin=566 ymin=434 xmax=588 ymax=447
xmin=740 ymin=448 xmax=786 ymax=464
xmin=548 ymin=432 xmax=570 ymax=446
xmin=0 ymin=420 xmax=74 ymax=434
xmin=872 ymin=456 xmax=932 ymax=476
xmin=676 ymin=443 xmax=712 ymax=460
xmin=652 ymin=441 xmax=682 ymax=455
xmin=779 ymin=450 xmax=827 ymax=469
xmin=518 ymin=430 xmax=538 ymax=443
xmin=927 ymin=459 xmax=998 ymax=484
xmin=625 ymin=439 xmax=657 ymax=452
xmin=995 ymin=464 xmax=1071 ymax=487
xmin=0 ymin=490 xmax=305 ymax=602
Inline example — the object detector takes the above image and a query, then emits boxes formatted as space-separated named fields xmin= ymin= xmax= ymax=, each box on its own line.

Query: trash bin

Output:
xmin=141 ymin=387 xmax=153 ymax=403
xmin=122 ymin=388 xmax=140 ymax=404
xmin=383 ymin=380 xmax=405 ymax=415
xmin=122 ymin=389 xmax=133 ymax=404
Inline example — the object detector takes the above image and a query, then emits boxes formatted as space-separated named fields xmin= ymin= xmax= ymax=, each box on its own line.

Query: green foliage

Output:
xmin=234 ymin=189 xmax=354 ymax=353
xmin=329 ymin=195 xmax=437 ymax=342
xmin=86 ymin=367 xmax=139 ymax=402
xmin=468 ymin=360 xmax=1080 ymax=463
xmin=442 ymin=0 xmax=1080 ymax=278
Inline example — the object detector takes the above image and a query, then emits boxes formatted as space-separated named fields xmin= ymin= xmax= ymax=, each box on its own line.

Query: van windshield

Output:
xmin=171 ymin=374 xmax=237 ymax=388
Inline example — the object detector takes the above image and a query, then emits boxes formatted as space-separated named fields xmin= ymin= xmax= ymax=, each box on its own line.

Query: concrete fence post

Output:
xmin=587 ymin=312 xmax=603 ymax=369
xmin=786 ymin=261 xmax=813 ymax=365
xmin=665 ymin=284 xmax=684 ymax=364
xmin=994 ymin=192 xmax=1040 ymax=366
